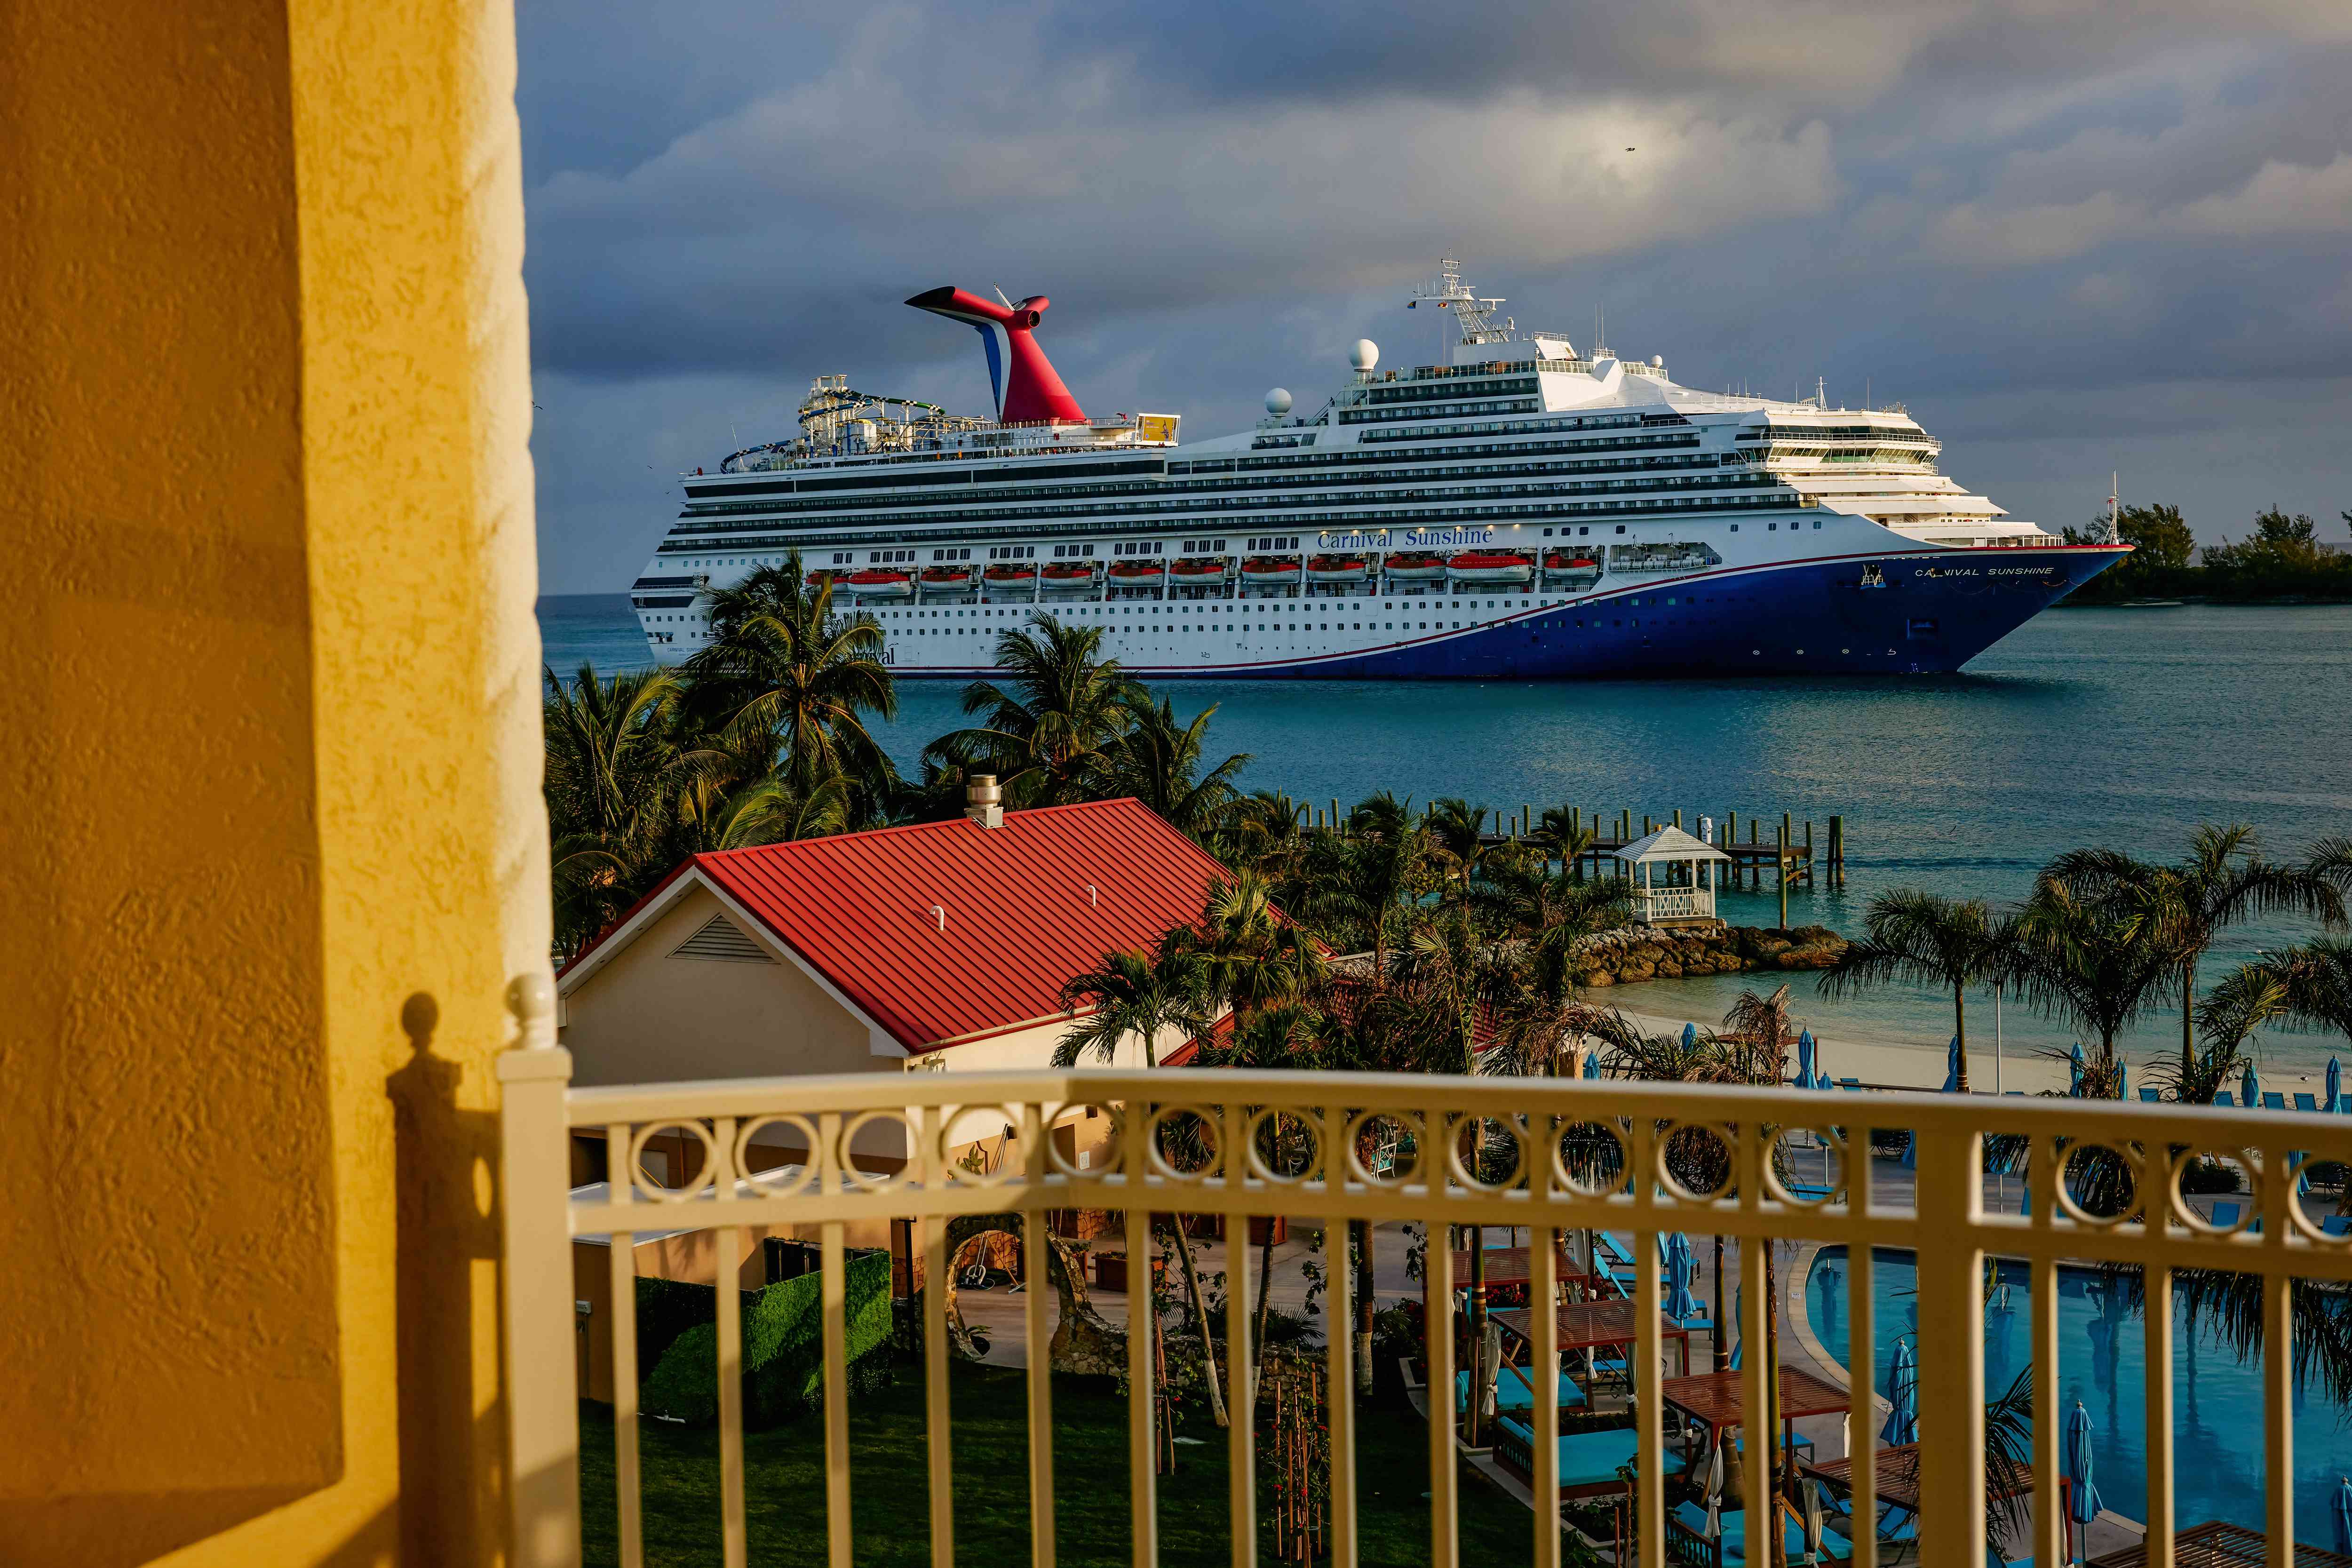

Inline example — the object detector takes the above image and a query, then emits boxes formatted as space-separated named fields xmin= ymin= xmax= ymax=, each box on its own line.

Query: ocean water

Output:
xmin=539 ymin=595 xmax=2352 ymax=1076
xmin=1806 ymin=1246 xmax=2351 ymax=1542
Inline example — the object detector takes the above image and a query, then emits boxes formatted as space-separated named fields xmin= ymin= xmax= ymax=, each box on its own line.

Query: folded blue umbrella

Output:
xmin=2064 ymin=1401 xmax=2105 ymax=1553
xmin=2242 ymin=1061 xmax=2260 ymax=1109
xmin=1583 ymin=1049 xmax=1602 ymax=1080
xmin=1797 ymin=1028 xmax=1817 ymax=1086
xmin=1881 ymin=1339 xmax=1918 ymax=1445
xmin=2068 ymin=1042 xmax=2085 ymax=1095
xmin=1664 ymin=1232 xmax=1700 ymax=1321
xmin=1941 ymin=1035 xmax=1961 ymax=1094
xmin=1681 ymin=1021 xmax=1699 ymax=1051
xmin=2328 ymin=1057 xmax=2342 ymax=1115
xmin=2331 ymin=1474 xmax=2352 ymax=1553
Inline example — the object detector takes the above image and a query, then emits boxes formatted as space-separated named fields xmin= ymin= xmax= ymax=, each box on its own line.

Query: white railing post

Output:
xmin=1912 ymin=1126 xmax=1985 ymax=1568
xmin=498 ymin=968 xmax=582 ymax=1568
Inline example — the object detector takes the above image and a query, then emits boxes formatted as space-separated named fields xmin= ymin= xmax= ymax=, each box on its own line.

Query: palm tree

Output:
xmin=542 ymin=662 xmax=688 ymax=958
xmin=1050 ymin=933 xmax=1230 ymax=1427
xmin=1300 ymin=795 xmax=1429 ymax=978
xmin=1099 ymin=690 xmax=1250 ymax=841
xmin=2212 ymin=937 xmax=2352 ymax=1057
xmin=928 ymin=613 xmax=1136 ymax=806
xmin=2045 ymin=827 xmax=2342 ymax=1076
xmin=1818 ymin=891 xmax=2019 ymax=1093
xmin=1213 ymin=789 xmax=1311 ymax=886
xmin=1423 ymin=797 xmax=1490 ymax=904
xmin=682 ymin=555 xmax=897 ymax=801
xmin=2008 ymin=873 xmax=2185 ymax=1093
xmin=2164 ymin=968 xmax=2287 ymax=1103
xmin=1476 ymin=856 xmax=1632 ymax=1002
xmin=1177 ymin=870 xmax=1326 ymax=1024
xmin=1533 ymin=806 xmax=1598 ymax=880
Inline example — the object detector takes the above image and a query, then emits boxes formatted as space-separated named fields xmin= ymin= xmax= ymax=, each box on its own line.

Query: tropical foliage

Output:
xmin=543 ymin=564 xmax=1250 ymax=956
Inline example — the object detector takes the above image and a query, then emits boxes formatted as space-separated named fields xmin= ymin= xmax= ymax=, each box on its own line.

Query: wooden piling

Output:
xmin=1777 ymin=820 xmax=1790 ymax=927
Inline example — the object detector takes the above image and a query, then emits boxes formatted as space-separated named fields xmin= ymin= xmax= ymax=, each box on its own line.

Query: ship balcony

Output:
xmin=496 ymin=1039 xmax=2352 ymax=1568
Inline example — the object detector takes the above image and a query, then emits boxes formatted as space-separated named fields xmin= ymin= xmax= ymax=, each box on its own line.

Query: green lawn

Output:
xmin=579 ymin=1362 xmax=1586 ymax=1567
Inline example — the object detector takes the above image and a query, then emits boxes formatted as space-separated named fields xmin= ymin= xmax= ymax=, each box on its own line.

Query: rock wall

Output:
xmin=1570 ymin=923 xmax=1848 ymax=988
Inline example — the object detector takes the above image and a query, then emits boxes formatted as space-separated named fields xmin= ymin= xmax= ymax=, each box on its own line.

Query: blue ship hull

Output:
xmin=1115 ymin=544 xmax=2129 ymax=680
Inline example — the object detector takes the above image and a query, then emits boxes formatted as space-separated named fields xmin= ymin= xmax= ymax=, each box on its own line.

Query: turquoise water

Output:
xmin=1805 ymin=1246 xmax=2352 ymax=1542
xmin=539 ymin=594 xmax=2352 ymax=1074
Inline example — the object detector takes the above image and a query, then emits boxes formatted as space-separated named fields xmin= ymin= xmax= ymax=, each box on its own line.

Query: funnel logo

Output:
xmin=905 ymin=287 xmax=1087 ymax=425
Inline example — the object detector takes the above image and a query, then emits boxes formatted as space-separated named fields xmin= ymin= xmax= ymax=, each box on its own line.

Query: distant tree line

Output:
xmin=2061 ymin=503 xmax=2352 ymax=603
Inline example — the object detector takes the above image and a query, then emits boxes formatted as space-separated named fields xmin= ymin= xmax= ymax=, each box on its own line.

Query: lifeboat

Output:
xmin=1382 ymin=552 xmax=1448 ymax=581
xmin=919 ymin=565 xmax=974 ymax=588
xmin=1169 ymin=556 xmax=1229 ymax=582
xmin=1107 ymin=560 xmax=1167 ymax=582
xmin=1446 ymin=551 xmax=1535 ymax=586
xmin=983 ymin=564 xmax=1037 ymax=585
xmin=845 ymin=569 xmax=913 ymax=599
xmin=1040 ymin=563 xmax=1096 ymax=591
xmin=1240 ymin=555 xmax=1302 ymax=584
xmin=1306 ymin=554 xmax=1370 ymax=582
xmin=806 ymin=568 xmax=852 ymax=589
xmin=1542 ymin=552 xmax=1604 ymax=582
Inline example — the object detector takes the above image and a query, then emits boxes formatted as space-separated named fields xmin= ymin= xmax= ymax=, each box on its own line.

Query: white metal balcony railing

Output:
xmin=497 ymin=981 xmax=2352 ymax=1568
xmin=1631 ymin=886 xmax=1715 ymax=923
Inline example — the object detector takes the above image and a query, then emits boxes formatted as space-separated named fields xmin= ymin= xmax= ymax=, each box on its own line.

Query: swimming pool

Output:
xmin=1801 ymin=1247 xmax=2352 ymax=1542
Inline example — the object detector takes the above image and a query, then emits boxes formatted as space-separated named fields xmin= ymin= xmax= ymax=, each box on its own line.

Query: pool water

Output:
xmin=1803 ymin=1247 xmax=2352 ymax=1541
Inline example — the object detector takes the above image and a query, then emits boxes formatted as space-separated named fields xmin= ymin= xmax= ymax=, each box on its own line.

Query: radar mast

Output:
xmin=1408 ymin=257 xmax=1517 ymax=347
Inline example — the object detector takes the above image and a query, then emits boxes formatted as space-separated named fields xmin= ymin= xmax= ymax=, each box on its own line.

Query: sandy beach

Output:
xmin=1608 ymin=1003 xmax=2078 ymax=1095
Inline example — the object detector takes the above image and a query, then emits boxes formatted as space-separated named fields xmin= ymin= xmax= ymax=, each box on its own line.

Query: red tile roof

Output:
xmin=580 ymin=799 xmax=1233 ymax=1054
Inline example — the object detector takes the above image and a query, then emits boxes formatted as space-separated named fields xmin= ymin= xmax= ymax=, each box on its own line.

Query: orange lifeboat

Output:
xmin=1382 ymin=552 xmax=1448 ymax=581
xmin=1240 ymin=555 xmax=1301 ymax=584
xmin=983 ymin=563 xmax=1038 ymax=585
xmin=1542 ymin=552 xmax=1603 ymax=582
xmin=1307 ymin=554 xmax=1370 ymax=582
xmin=1446 ymin=551 xmax=1535 ymax=586
xmin=1040 ymin=563 xmax=1096 ymax=591
xmin=845 ymin=569 xmax=913 ymax=598
xmin=1169 ymin=556 xmax=1229 ymax=582
xmin=919 ymin=565 xmax=974 ymax=588
xmin=1107 ymin=560 xmax=1167 ymax=582
xmin=806 ymin=568 xmax=852 ymax=589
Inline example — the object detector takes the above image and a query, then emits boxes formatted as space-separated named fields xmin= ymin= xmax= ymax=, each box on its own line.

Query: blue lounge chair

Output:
xmin=1670 ymin=1500 xmax=1854 ymax=1565
xmin=2209 ymin=1202 xmax=2241 ymax=1227
xmin=2214 ymin=1092 xmax=2235 ymax=1107
xmin=1491 ymin=1418 xmax=1646 ymax=1499
xmin=1457 ymin=1364 xmax=1585 ymax=1417
xmin=2321 ymin=1215 xmax=2352 ymax=1238
xmin=2295 ymin=1093 xmax=2319 ymax=1113
xmin=2264 ymin=1092 xmax=2288 ymax=1111
xmin=1837 ymin=1078 xmax=1862 ymax=1092
xmin=2138 ymin=1088 xmax=2162 ymax=1103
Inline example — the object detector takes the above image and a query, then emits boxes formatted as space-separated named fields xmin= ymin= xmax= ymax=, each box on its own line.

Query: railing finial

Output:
xmin=508 ymin=965 xmax=557 ymax=1049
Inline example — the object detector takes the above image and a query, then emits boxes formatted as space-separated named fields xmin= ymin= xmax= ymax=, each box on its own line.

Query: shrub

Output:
xmin=642 ymin=1251 xmax=893 ymax=1428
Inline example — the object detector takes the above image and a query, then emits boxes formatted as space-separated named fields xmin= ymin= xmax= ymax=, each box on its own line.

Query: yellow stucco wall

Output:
xmin=1 ymin=0 xmax=547 ymax=1563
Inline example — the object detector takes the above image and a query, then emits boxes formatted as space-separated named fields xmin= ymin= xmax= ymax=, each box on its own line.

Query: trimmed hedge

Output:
xmin=642 ymin=1251 xmax=893 ymax=1428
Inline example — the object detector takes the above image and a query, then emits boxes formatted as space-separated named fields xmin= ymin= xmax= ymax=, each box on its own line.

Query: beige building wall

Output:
xmin=563 ymin=884 xmax=888 ymax=1087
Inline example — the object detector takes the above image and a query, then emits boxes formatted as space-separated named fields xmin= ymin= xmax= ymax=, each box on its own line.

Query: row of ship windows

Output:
xmin=675 ymin=467 xmax=1760 ymax=537
xmin=1338 ymin=398 xmax=1541 ymax=424
xmin=657 ymin=494 xmax=1811 ymax=561
xmin=1361 ymin=376 xmax=1539 ymax=405
xmin=689 ymin=518 xmax=1834 ymax=575
xmin=861 ymin=591 xmax=1744 ymax=641
xmin=1357 ymin=412 xmax=1675 ymax=444
xmin=680 ymin=436 xmax=1711 ymax=519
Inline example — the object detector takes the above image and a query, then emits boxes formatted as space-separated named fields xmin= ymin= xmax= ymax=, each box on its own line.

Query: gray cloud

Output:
xmin=518 ymin=0 xmax=2352 ymax=593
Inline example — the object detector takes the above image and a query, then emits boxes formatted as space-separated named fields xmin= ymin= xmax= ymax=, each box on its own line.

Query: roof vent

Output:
xmin=670 ymin=914 xmax=774 ymax=964
xmin=965 ymin=773 xmax=1003 ymax=829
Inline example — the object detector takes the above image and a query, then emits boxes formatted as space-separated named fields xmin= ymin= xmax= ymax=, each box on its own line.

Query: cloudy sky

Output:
xmin=518 ymin=0 xmax=2352 ymax=595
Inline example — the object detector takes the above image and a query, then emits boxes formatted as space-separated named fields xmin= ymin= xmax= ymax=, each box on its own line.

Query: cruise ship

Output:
xmin=630 ymin=261 xmax=2126 ymax=678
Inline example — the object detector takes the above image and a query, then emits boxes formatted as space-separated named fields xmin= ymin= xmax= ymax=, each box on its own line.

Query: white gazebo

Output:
xmin=1612 ymin=825 xmax=1735 ymax=926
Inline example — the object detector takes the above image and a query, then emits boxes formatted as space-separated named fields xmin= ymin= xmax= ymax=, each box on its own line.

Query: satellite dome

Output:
xmin=1264 ymin=387 xmax=1294 ymax=415
xmin=1650 ymin=354 xmax=1664 ymax=368
xmin=1349 ymin=339 xmax=1380 ymax=372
